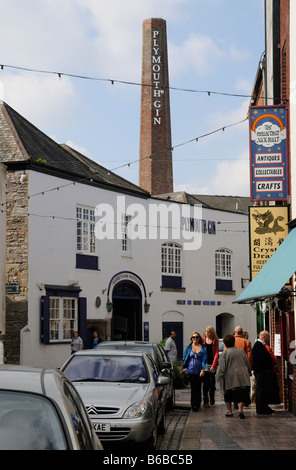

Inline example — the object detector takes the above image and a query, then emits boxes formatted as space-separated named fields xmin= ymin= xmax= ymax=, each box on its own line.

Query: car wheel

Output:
xmin=158 ymin=411 xmax=166 ymax=434
xmin=145 ymin=423 xmax=158 ymax=450
xmin=167 ymin=388 xmax=175 ymax=410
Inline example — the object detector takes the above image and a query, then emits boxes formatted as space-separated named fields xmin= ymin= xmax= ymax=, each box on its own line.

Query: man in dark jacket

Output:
xmin=252 ymin=330 xmax=274 ymax=414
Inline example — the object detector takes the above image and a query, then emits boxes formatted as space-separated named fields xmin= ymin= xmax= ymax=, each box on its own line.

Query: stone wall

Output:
xmin=5 ymin=170 xmax=29 ymax=363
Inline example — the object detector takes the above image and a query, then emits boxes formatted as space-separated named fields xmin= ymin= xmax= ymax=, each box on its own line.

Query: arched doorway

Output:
xmin=111 ymin=281 xmax=143 ymax=340
xmin=216 ymin=312 xmax=235 ymax=338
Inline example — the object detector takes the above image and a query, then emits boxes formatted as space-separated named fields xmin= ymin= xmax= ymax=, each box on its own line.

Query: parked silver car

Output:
xmin=95 ymin=340 xmax=175 ymax=409
xmin=61 ymin=349 xmax=169 ymax=449
xmin=0 ymin=365 xmax=103 ymax=450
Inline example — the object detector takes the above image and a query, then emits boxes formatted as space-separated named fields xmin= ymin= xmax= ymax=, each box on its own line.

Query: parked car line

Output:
xmin=61 ymin=349 xmax=169 ymax=449
xmin=0 ymin=365 xmax=103 ymax=450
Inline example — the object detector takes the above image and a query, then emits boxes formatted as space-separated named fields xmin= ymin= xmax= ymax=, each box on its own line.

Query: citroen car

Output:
xmin=95 ymin=340 xmax=175 ymax=409
xmin=0 ymin=365 xmax=103 ymax=450
xmin=61 ymin=349 xmax=169 ymax=448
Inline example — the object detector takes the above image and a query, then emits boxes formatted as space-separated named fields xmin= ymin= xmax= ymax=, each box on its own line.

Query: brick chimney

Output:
xmin=139 ymin=18 xmax=173 ymax=195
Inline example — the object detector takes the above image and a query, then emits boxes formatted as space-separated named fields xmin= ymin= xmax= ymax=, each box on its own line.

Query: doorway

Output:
xmin=162 ymin=322 xmax=183 ymax=360
xmin=216 ymin=313 xmax=235 ymax=338
xmin=111 ymin=281 xmax=142 ymax=340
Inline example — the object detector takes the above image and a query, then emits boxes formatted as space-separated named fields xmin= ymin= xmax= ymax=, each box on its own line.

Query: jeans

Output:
xmin=203 ymin=370 xmax=216 ymax=404
xmin=188 ymin=374 xmax=202 ymax=409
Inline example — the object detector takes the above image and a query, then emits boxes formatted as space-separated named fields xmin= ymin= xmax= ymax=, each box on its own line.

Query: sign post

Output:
xmin=249 ymin=105 xmax=288 ymax=201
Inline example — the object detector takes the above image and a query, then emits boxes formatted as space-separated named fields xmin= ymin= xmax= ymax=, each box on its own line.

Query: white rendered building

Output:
xmin=0 ymin=102 xmax=255 ymax=368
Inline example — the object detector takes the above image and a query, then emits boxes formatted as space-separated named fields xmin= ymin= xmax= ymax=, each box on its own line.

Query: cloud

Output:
xmin=169 ymin=33 xmax=225 ymax=78
xmin=0 ymin=0 xmax=95 ymax=71
xmin=204 ymin=98 xmax=250 ymax=138
xmin=175 ymin=151 xmax=250 ymax=197
xmin=0 ymin=73 xmax=79 ymax=131
xmin=75 ymin=0 xmax=191 ymax=79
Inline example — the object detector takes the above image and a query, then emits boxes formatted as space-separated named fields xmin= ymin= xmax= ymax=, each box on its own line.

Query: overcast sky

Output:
xmin=0 ymin=0 xmax=265 ymax=196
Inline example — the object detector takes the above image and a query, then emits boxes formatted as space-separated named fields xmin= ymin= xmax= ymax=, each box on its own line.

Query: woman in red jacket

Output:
xmin=203 ymin=326 xmax=220 ymax=407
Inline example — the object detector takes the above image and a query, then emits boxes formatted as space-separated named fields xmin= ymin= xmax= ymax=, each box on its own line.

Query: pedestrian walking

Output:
xmin=165 ymin=330 xmax=178 ymax=363
xmin=231 ymin=325 xmax=252 ymax=407
xmin=92 ymin=330 xmax=102 ymax=348
xmin=202 ymin=326 xmax=219 ymax=407
xmin=252 ymin=330 xmax=276 ymax=414
xmin=71 ymin=331 xmax=83 ymax=354
xmin=180 ymin=331 xmax=207 ymax=411
xmin=216 ymin=334 xmax=251 ymax=419
xmin=233 ymin=326 xmax=253 ymax=366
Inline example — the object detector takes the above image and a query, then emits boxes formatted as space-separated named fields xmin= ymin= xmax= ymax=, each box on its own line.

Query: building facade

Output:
xmin=241 ymin=0 xmax=296 ymax=414
xmin=0 ymin=101 xmax=255 ymax=368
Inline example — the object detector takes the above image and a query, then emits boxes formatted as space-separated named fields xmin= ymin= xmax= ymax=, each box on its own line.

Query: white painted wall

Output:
xmin=25 ymin=170 xmax=256 ymax=368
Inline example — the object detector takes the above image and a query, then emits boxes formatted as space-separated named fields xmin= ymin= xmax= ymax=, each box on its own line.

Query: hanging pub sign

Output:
xmin=249 ymin=105 xmax=288 ymax=201
xmin=249 ymin=206 xmax=289 ymax=279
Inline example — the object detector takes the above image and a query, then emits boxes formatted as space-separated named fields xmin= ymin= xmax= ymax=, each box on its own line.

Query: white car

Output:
xmin=61 ymin=349 xmax=169 ymax=449
xmin=0 ymin=365 xmax=103 ymax=450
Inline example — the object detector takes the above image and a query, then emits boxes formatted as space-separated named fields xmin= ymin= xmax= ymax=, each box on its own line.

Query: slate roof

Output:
xmin=153 ymin=191 xmax=251 ymax=214
xmin=0 ymin=101 xmax=252 ymax=208
xmin=0 ymin=101 xmax=149 ymax=197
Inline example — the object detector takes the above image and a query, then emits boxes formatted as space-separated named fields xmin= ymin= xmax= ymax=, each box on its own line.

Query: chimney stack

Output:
xmin=139 ymin=18 xmax=173 ymax=195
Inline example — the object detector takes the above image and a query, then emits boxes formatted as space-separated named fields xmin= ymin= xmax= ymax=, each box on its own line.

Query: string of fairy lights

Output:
xmin=0 ymin=63 xmax=257 ymax=98
xmin=0 ymin=62 xmax=254 ymax=230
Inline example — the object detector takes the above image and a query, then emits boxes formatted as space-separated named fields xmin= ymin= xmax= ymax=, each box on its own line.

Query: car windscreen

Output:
xmin=0 ymin=391 xmax=67 ymax=450
xmin=98 ymin=343 xmax=155 ymax=358
xmin=63 ymin=355 xmax=148 ymax=383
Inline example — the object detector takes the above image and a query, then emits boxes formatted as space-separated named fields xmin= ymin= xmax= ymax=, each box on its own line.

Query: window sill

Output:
xmin=214 ymin=290 xmax=236 ymax=295
xmin=161 ymin=287 xmax=186 ymax=293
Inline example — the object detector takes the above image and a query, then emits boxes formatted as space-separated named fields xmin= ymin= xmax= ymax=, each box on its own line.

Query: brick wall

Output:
xmin=139 ymin=18 xmax=173 ymax=195
xmin=292 ymin=365 xmax=296 ymax=415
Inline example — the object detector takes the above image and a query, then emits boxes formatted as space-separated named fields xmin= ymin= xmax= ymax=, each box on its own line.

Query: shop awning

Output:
xmin=235 ymin=227 xmax=296 ymax=304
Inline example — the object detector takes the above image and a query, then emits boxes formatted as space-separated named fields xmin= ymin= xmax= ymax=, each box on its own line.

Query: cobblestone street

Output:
xmin=156 ymin=407 xmax=190 ymax=450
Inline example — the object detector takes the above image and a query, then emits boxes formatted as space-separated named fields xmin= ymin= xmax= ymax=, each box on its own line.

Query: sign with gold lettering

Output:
xmin=249 ymin=206 xmax=289 ymax=279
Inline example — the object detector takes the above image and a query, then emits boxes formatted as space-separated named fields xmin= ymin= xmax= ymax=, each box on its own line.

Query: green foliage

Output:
xmin=173 ymin=362 xmax=189 ymax=389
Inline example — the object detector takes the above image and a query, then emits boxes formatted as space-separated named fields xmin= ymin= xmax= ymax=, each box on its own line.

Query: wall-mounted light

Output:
xmin=106 ymin=298 xmax=113 ymax=312
xmin=144 ymin=299 xmax=150 ymax=313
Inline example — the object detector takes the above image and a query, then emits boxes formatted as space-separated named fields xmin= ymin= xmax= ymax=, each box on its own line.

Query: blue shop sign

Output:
xmin=249 ymin=105 xmax=287 ymax=201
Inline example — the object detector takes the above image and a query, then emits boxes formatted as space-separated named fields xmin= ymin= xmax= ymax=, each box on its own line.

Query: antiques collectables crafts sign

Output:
xmin=249 ymin=105 xmax=287 ymax=201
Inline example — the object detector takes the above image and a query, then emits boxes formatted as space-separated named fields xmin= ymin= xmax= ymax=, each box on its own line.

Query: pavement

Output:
xmin=175 ymin=384 xmax=296 ymax=451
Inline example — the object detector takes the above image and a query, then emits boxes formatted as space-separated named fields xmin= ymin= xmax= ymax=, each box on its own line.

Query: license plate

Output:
xmin=94 ymin=423 xmax=111 ymax=432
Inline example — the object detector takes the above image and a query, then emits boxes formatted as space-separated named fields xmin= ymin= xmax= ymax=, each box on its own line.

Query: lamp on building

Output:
xmin=144 ymin=299 xmax=150 ymax=313
xmin=106 ymin=297 xmax=113 ymax=312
